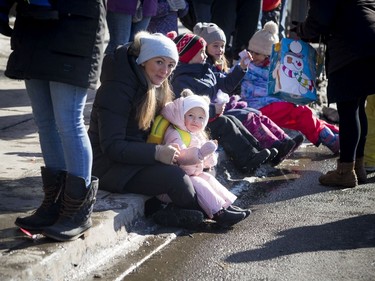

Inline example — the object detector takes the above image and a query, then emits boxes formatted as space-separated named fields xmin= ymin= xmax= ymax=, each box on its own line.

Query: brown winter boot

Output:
xmin=15 ymin=167 xmax=66 ymax=230
xmin=43 ymin=174 xmax=98 ymax=241
xmin=319 ymin=160 xmax=357 ymax=188
xmin=355 ymin=157 xmax=367 ymax=184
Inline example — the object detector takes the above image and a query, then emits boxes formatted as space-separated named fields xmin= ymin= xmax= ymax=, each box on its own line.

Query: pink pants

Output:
xmin=157 ymin=172 xmax=236 ymax=218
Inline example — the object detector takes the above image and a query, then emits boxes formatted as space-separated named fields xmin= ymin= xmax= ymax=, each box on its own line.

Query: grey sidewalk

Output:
xmin=0 ymin=35 xmax=157 ymax=281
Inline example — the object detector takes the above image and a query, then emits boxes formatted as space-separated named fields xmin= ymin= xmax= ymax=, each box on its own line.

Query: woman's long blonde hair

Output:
xmin=131 ymin=31 xmax=175 ymax=130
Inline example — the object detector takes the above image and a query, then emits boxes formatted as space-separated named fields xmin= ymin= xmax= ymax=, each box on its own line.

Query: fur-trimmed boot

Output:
xmin=15 ymin=167 xmax=66 ymax=230
xmin=319 ymin=160 xmax=357 ymax=188
xmin=43 ymin=174 xmax=98 ymax=241
xmin=355 ymin=157 xmax=367 ymax=184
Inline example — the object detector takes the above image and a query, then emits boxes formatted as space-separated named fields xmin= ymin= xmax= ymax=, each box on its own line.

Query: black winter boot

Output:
xmin=213 ymin=208 xmax=246 ymax=227
xmin=152 ymin=204 xmax=204 ymax=229
xmin=15 ymin=167 xmax=66 ymax=231
xmin=43 ymin=174 xmax=98 ymax=241
xmin=227 ymin=205 xmax=252 ymax=218
xmin=271 ymin=138 xmax=296 ymax=166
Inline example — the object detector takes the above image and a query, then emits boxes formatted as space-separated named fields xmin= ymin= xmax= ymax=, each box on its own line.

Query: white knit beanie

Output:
xmin=193 ymin=22 xmax=226 ymax=45
xmin=248 ymin=21 xmax=279 ymax=56
xmin=183 ymin=95 xmax=210 ymax=127
xmin=137 ymin=33 xmax=179 ymax=65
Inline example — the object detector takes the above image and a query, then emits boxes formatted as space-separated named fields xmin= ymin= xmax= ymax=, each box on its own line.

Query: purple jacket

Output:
xmin=107 ymin=0 xmax=158 ymax=17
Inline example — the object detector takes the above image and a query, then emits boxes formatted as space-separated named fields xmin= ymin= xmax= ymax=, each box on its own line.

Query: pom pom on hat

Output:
xmin=169 ymin=32 xmax=207 ymax=63
xmin=248 ymin=21 xmax=279 ymax=56
xmin=183 ymin=94 xmax=210 ymax=127
xmin=193 ymin=22 xmax=226 ymax=45
xmin=137 ymin=32 xmax=179 ymax=65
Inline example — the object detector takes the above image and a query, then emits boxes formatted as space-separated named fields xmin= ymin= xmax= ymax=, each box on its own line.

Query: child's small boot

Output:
xmin=213 ymin=208 xmax=246 ymax=227
xmin=242 ymin=148 xmax=271 ymax=172
xmin=354 ymin=157 xmax=367 ymax=184
xmin=227 ymin=205 xmax=252 ymax=218
xmin=152 ymin=204 xmax=204 ymax=229
xmin=319 ymin=159 xmax=357 ymax=188
xmin=292 ymin=134 xmax=305 ymax=152
xmin=270 ymin=138 xmax=296 ymax=166
xmin=319 ymin=127 xmax=340 ymax=154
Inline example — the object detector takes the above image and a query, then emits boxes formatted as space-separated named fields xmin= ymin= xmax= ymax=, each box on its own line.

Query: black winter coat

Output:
xmin=88 ymin=44 xmax=160 ymax=193
xmin=297 ymin=0 xmax=375 ymax=75
xmin=5 ymin=0 xmax=106 ymax=89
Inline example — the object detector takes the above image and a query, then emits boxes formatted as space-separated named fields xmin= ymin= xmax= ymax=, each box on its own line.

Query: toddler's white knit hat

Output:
xmin=137 ymin=33 xmax=179 ymax=65
xmin=193 ymin=22 xmax=226 ymax=45
xmin=248 ymin=21 xmax=279 ymax=56
xmin=183 ymin=94 xmax=210 ymax=127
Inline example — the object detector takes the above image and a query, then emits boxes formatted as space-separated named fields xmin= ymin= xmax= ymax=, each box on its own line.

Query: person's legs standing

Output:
xmin=130 ymin=16 xmax=152 ymax=42
xmin=319 ymin=98 xmax=361 ymax=188
xmin=31 ymin=81 xmax=96 ymax=241
xmin=337 ymin=99 xmax=363 ymax=163
xmin=15 ymin=79 xmax=68 ymax=231
xmin=279 ymin=0 xmax=288 ymax=39
xmin=191 ymin=0 xmax=213 ymax=22
xmin=49 ymin=81 xmax=92 ymax=186
xmin=25 ymin=79 xmax=66 ymax=171
xmin=232 ymin=0 xmax=262 ymax=60
xmin=27 ymin=80 xmax=93 ymax=185
xmin=211 ymin=0 xmax=237 ymax=63
xmin=105 ymin=11 xmax=133 ymax=55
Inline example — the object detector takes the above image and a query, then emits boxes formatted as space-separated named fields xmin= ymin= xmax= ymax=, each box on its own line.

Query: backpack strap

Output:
xmin=174 ymin=125 xmax=191 ymax=147
xmin=147 ymin=115 xmax=191 ymax=147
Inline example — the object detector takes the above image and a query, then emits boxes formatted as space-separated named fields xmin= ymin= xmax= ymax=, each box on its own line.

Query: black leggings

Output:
xmin=124 ymin=164 xmax=199 ymax=210
xmin=337 ymin=96 xmax=367 ymax=162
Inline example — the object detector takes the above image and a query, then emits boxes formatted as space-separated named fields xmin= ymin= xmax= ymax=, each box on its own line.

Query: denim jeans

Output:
xmin=105 ymin=11 xmax=151 ymax=55
xmin=25 ymin=79 xmax=92 ymax=186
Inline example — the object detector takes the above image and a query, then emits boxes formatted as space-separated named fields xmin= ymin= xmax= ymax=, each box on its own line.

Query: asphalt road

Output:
xmin=84 ymin=145 xmax=375 ymax=281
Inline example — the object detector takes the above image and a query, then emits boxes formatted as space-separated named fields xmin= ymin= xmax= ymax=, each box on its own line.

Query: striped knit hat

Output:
xmin=169 ymin=32 xmax=207 ymax=63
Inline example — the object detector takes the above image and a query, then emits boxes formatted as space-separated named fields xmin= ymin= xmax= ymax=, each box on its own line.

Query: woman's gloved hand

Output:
xmin=155 ymin=144 xmax=180 ymax=165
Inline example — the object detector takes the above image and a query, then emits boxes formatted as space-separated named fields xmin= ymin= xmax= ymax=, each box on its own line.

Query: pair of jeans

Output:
xmin=25 ymin=79 xmax=92 ymax=186
xmin=105 ymin=10 xmax=151 ymax=55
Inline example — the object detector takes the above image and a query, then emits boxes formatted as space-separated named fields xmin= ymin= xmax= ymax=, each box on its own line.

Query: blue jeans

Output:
xmin=105 ymin=11 xmax=151 ymax=55
xmin=25 ymin=79 xmax=92 ymax=186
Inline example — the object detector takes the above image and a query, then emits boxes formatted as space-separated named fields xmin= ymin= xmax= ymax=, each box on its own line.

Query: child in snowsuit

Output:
xmin=158 ymin=91 xmax=250 ymax=226
xmin=241 ymin=21 xmax=340 ymax=154
xmin=193 ymin=22 xmax=304 ymax=165
xmin=167 ymin=31 xmax=273 ymax=173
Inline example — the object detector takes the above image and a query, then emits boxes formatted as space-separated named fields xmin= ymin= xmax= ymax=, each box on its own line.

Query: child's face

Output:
xmin=249 ymin=50 xmax=270 ymax=67
xmin=189 ymin=47 xmax=208 ymax=64
xmin=184 ymin=107 xmax=206 ymax=133
xmin=143 ymin=56 xmax=176 ymax=86
xmin=207 ymin=40 xmax=225 ymax=62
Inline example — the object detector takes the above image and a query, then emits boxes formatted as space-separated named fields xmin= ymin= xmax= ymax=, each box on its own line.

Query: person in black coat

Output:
xmin=88 ymin=31 xmax=206 ymax=227
xmin=1 ymin=0 xmax=106 ymax=241
xmin=294 ymin=0 xmax=375 ymax=188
